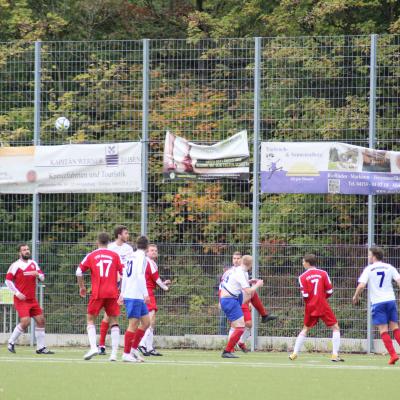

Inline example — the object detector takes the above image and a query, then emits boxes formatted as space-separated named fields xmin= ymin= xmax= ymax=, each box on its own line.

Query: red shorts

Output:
xmin=88 ymin=297 xmax=120 ymax=317
xmin=14 ymin=298 xmax=43 ymax=318
xmin=304 ymin=305 xmax=337 ymax=328
xmin=241 ymin=303 xmax=251 ymax=322
xmin=147 ymin=290 xmax=158 ymax=313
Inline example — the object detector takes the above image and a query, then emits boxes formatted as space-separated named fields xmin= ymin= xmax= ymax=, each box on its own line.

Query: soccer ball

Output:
xmin=55 ymin=117 xmax=70 ymax=130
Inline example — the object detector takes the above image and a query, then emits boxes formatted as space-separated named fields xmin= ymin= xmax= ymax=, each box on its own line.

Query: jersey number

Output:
xmin=96 ymin=260 xmax=112 ymax=278
xmin=310 ymin=278 xmax=320 ymax=295
xmin=377 ymin=271 xmax=385 ymax=288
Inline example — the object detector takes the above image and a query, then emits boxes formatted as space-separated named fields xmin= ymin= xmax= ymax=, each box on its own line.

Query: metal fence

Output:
xmin=0 ymin=35 xmax=399 ymax=351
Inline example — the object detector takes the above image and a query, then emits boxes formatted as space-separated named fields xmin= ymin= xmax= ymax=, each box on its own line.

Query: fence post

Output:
xmin=141 ymin=39 xmax=150 ymax=236
xmin=251 ymin=37 xmax=262 ymax=352
xmin=31 ymin=40 xmax=41 ymax=346
xmin=367 ymin=33 xmax=378 ymax=354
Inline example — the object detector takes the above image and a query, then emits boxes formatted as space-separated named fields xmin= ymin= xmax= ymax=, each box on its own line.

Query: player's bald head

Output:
xmin=241 ymin=255 xmax=252 ymax=270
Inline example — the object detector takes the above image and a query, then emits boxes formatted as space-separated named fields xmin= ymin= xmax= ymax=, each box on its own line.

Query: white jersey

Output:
xmin=120 ymin=249 xmax=149 ymax=300
xmin=107 ymin=241 xmax=134 ymax=267
xmin=220 ymin=266 xmax=250 ymax=297
xmin=358 ymin=262 xmax=400 ymax=305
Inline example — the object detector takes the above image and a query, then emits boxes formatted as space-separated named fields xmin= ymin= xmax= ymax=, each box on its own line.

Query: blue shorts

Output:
xmin=372 ymin=301 xmax=398 ymax=325
xmin=124 ymin=299 xmax=149 ymax=319
xmin=220 ymin=297 xmax=243 ymax=322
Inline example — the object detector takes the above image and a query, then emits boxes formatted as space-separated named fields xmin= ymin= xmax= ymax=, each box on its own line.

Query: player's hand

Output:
xmin=255 ymin=279 xmax=264 ymax=288
xmin=117 ymin=295 xmax=124 ymax=306
xmin=16 ymin=292 xmax=26 ymax=301
xmin=249 ymin=279 xmax=259 ymax=285
xmin=144 ymin=295 xmax=150 ymax=304
xmin=164 ymin=279 xmax=171 ymax=286
xmin=352 ymin=295 xmax=359 ymax=305
xmin=79 ymin=287 xmax=87 ymax=298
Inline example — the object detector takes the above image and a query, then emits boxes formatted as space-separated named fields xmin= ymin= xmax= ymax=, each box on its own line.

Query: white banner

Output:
xmin=0 ymin=142 xmax=141 ymax=193
xmin=163 ymin=130 xmax=249 ymax=180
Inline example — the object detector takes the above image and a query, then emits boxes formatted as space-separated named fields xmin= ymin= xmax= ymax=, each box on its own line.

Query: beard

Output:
xmin=21 ymin=253 xmax=31 ymax=260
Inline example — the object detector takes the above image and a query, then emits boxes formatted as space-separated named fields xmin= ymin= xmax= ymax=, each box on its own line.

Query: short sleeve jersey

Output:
xmin=298 ymin=268 xmax=333 ymax=316
xmin=6 ymin=259 xmax=44 ymax=300
xmin=221 ymin=266 xmax=250 ymax=297
xmin=79 ymin=248 xmax=123 ymax=299
xmin=145 ymin=258 xmax=160 ymax=291
xmin=358 ymin=262 xmax=400 ymax=305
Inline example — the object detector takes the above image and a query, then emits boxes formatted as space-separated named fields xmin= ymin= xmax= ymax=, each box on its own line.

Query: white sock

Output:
xmin=87 ymin=325 xmax=97 ymax=351
xmin=140 ymin=328 xmax=150 ymax=348
xmin=110 ymin=325 xmax=120 ymax=356
xmin=228 ymin=327 xmax=235 ymax=339
xmin=9 ymin=324 xmax=24 ymax=344
xmin=293 ymin=332 xmax=306 ymax=354
xmin=239 ymin=327 xmax=251 ymax=344
xmin=332 ymin=330 xmax=340 ymax=355
xmin=35 ymin=327 xmax=45 ymax=350
xmin=146 ymin=327 xmax=154 ymax=351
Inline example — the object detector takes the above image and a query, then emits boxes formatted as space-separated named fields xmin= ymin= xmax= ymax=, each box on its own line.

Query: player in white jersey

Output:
xmin=353 ymin=247 xmax=400 ymax=365
xmin=119 ymin=235 xmax=150 ymax=362
xmin=219 ymin=255 xmax=263 ymax=358
xmin=98 ymin=225 xmax=135 ymax=355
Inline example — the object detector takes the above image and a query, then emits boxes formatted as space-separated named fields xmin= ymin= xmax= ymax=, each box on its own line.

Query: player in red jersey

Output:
xmin=5 ymin=243 xmax=54 ymax=354
xmin=224 ymin=252 xmax=277 ymax=352
xmin=76 ymin=232 xmax=123 ymax=361
xmin=289 ymin=254 xmax=343 ymax=362
xmin=138 ymin=243 xmax=171 ymax=356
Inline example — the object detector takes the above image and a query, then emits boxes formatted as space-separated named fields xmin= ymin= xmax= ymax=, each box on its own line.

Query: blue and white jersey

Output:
xmin=220 ymin=266 xmax=250 ymax=297
xmin=120 ymin=249 xmax=148 ymax=300
xmin=107 ymin=241 xmax=134 ymax=267
xmin=358 ymin=262 xmax=400 ymax=305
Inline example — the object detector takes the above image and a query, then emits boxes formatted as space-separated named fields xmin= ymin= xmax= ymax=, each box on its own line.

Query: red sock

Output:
xmin=124 ymin=330 xmax=135 ymax=354
xmin=131 ymin=328 xmax=146 ymax=350
xmin=393 ymin=329 xmax=400 ymax=345
xmin=381 ymin=332 xmax=396 ymax=357
xmin=251 ymin=292 xmax=267 ymax=316
xmin=99 ymin=321 xmax=109 ymax=347
xmin=225 ymin=327 xmax=244 ymax=352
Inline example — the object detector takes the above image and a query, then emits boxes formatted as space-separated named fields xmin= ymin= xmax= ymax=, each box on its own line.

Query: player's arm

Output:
xmin=352 ymin=282 xmax=366 ymax=304
xmin=325 ymin=273 xmax=333 ymax=298
xmin=156 ymin=278 xmax=170 ymax=291
xmin=5 ymin=265 xmax=26 ymax=300
xmin=34 ymin=262 xmax=45 ymax=281
xmin=298 ymin=276 xmax=310 ymax=300
xmin=241 ymin=271 xmax=263 ymax=296
xmin=75 ymin=266 xmax=87 ymax=297
xmin=139 ymin=260 xmax=149 ymax=302
xmin=353 ymin=268 xmax=369 ymax=304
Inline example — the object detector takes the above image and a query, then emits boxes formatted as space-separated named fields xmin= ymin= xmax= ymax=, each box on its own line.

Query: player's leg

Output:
xmin=237 ymin=304 xmax=252 ymax=352
xmin=387 ymin=301 xmax=400 ymax=364
xmin=329 ymin=323 xmax=344 ymax=362
xmin=250 ymin=291 xmax=277 ymax=323
xmin=84 ymin=298 xmax=101 ymax=360
xmin=289 ymin=324 xmax=313 ymax=360
xmin=98 ymin=312 xmax=110 ymax=355
xmin=130 ymin=306 xmax=150 ymax=362
xmin=104 ymin=299 xmax=121 ymax=361
xmin=373 ymin=302 xmax=398 ymax=364
xmin=8 ymin=312 xmax=30 ymax=353
xmin=220 ymin=297 xmax=245 ymax=358
xmin=146 ymin=311 xmax=162 ymax=356
xmin=122 ymin=317 xmax=139 ymax=361
xmin=33 ymin=310 xmax=54 ymax=354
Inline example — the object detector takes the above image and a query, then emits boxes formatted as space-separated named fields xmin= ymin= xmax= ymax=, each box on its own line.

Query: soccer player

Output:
xmin=219 ymin=255 xmax=263 ymax=358
xmin=224 ymin=251 xmax=277 ymax=352
xmin=138 ymin=243 xmax=171 ymax=356
xmin=76 ymin=232 xmax=123 ymax=361
xmin=5 ymin=243 xmax=54 ymax=354
xmin=289 ymin=254 xmax=343 ymax=362
xmin=119 ymin=235 xmax=151 ymax=363
xmin=98 ymin=225 xmax=135 ymax=355
xmin=353 ymin=247 xmax=400 ymax=365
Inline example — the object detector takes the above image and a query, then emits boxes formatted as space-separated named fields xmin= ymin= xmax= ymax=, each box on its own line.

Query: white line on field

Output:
xmin=0 ymin=356 xmax=397 ymax=371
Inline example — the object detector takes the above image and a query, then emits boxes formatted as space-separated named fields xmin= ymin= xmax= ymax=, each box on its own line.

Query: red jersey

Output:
xmin=298 ymin=268 xmax=333 ymax=317
xmin=80 ymin=248 xmax=123 ymax=299
xmin=6 ymin=259 xmax=44 ymax=300
xmin=145 ymin=258 xmax=160 ymax=291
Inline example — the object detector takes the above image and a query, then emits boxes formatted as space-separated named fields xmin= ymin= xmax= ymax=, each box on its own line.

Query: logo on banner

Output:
xmin=105 ymin=145 xmax=119 ymax=166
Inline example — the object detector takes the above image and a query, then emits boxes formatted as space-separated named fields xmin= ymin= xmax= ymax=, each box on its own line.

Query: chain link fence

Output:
xmin=0 ymin=36 xmax=399 ymax=350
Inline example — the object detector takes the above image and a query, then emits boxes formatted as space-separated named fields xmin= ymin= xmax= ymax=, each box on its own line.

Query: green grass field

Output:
xmin=0 ymin=347 xmax=398 ymax=400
